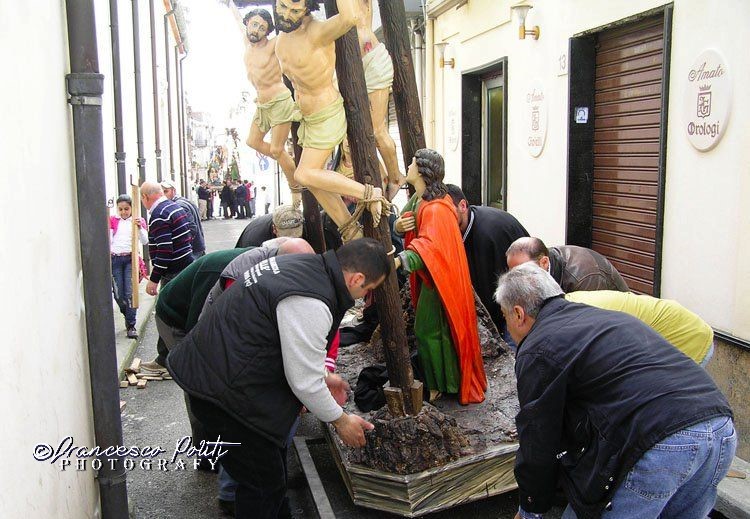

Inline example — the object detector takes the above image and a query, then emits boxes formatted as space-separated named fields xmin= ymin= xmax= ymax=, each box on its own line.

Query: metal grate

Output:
xmin=592 ymin=15 xmax=664 ymax=294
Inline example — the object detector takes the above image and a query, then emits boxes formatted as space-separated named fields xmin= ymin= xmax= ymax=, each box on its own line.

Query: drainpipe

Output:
xmin=175 ymin=46 xmax=185 ymax=193
xmin=64 ymin=1 xmax=129 ymax=517
xmin=149 ymin=0 xmax=162 ymax=182
xmin=422 ymin=0 xmax=434 ymax=148
xmin=132 ymin=0 xmax=147 ymax=184
xmin=410 ymin=19 xmax=423 ymax=107
xmin=164 ymin=11 xmax=175 ymax=182
xmin=178 ymin=50 xmax=189 ymax=194
xmin=109 ymin=0 xmax=127 ymax=195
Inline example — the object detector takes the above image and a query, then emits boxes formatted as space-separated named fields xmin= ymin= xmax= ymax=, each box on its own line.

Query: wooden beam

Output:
xmin=323 ymin=0 xmax=417 ymax=415
xmin=130 ymin=184 xmax=141 ymax=308
xmin=378 ymin=0 xmax=427 ymax=167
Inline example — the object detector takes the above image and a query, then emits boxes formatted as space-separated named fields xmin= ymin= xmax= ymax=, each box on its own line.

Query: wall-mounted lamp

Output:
xmin=511 ymin=0 xmax=540 ymax=40
xmin=436 ymin=42 xmax=455 ymax=69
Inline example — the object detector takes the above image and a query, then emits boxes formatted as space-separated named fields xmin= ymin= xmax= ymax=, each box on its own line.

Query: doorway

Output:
xmin=462 ymin=58 xmax=507 ymax=207
xmin=483 ymin=75 xmax=505 ymax=208
xmin=567 ymin=8 xmax=672 ymax=295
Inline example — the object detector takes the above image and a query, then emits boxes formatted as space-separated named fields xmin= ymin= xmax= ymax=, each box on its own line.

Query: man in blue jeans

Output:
xmin=495 ymin=263 xmax=736 ymax=519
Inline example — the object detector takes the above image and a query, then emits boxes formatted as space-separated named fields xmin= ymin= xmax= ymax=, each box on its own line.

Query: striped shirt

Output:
xmin=147 ymin=197 xmax=193 ymax=283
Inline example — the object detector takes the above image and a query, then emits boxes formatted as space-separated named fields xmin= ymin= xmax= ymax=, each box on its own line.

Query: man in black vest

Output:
xmin=496 ymin=264 xmax=734 ymax=519
xmin=167 ymin=238 xmax=391 ymax=518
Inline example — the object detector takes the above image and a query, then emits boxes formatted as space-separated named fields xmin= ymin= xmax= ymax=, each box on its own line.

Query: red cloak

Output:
xmin=404 ymin=195 xmax=487 ymax=404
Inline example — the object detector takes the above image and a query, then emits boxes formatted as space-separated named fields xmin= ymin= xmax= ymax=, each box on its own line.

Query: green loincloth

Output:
xmin=362 ymin=43 xmax=394 ymax=94
xmin=298 ymin=95 xmax=347 ymax=150
xmin=252 ymin=90 xmax=302 ymax=134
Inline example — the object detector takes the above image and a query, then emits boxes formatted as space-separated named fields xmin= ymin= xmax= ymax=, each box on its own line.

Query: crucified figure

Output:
xmin=274 ymin=0 xmax=388 ymax=241
xmin=354 ymin=0 xmax=406 ymax=201
xmin=226 ymin=2 xmax=302 ymax=207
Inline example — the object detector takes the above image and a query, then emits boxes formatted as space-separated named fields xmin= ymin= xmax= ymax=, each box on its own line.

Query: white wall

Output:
xmin=98 ymin=0 xmax=182 ymax=204
xmin=660 ymin=0 xmax=750 ymax=338
xmin=431 ymin=0 xmax=750 ymax=338
xmin=0 ymin=2 xmax=99 ymax=517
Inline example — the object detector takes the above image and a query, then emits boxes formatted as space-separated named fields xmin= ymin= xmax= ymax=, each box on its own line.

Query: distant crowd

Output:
xmin=195 ymin=173 xmax=271 ymax=221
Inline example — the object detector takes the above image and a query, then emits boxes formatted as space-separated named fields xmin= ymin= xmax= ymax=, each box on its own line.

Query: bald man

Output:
xmin=506 ymin=236 xmax=628 ymax=294
xmin=140 ymin=181 xmax=194 ymax=297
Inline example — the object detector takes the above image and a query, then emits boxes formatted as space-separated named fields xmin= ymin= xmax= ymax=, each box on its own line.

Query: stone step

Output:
xmin=716 ymin=456 xmax=750 ymax=518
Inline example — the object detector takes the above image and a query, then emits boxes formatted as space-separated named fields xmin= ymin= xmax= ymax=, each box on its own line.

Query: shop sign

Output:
xmin=526 ymin=81 xmax=547 ymax=157
xmin=446 ymin=108 xmax=459 ymax=151
xmin=685 ymin=49 xmax=731 ymax=151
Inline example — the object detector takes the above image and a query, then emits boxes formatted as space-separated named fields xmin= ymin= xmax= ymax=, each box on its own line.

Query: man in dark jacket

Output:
xmin=495 ymin=264 xmax=735 ymax=519
xmin=197 ymin=180 xmax=210 ymax=220
xmin=442 ymin=184 xmax=529 ymax=334
xmin=506 ymin=236 xmax=629 ymax=293
xmin=220 ymin=180 xmax=233 ymax=219
xmin=234 ymin=181 xmax=247 ymax=219
xmin=167 ymin=238 xmax=391 ymax=518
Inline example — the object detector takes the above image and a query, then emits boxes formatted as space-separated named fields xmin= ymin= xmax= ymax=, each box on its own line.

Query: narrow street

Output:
xmin=122 ymin=216 xmax=315 ymax=518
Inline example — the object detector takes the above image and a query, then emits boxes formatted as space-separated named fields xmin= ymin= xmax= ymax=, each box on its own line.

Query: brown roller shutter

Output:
xmin=592 ymin=15 xmax=664 ymax=294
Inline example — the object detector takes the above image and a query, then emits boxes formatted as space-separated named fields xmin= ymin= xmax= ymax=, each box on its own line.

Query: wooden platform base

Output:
xmin=324 ymin=425 xmax=518 ymax=517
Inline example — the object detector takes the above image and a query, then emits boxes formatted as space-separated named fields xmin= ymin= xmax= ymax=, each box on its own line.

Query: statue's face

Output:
xmin=274 ymin=0 xmax=309 ymax=33
xmin=246 ymin=15 xmax=270 ymax=43
xmin=406 ymin=157 xmax=420 ymax=184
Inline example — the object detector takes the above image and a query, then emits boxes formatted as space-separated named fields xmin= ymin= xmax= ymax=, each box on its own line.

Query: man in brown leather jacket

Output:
xmin=506 ymin=236 xmax=629 ymax=293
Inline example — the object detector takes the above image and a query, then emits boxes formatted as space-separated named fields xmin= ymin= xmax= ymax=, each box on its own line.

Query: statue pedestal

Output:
xmin=325 ymin=426 xmax=518 ymax=517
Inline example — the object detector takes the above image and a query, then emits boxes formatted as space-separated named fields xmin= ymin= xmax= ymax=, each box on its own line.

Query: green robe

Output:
xmin=401 ymin=194 xmax=460 ymax=394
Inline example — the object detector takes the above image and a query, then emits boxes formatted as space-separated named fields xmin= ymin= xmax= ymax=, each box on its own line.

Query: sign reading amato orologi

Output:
xmin=526 ymin=80 xmax=547 ymax=158
xmin=685 ymin=50 xmax=732 ymax=151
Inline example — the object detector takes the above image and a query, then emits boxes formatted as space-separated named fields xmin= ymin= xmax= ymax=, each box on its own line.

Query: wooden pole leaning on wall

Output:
xmin=378 ymin=0 xmax=427 ymax=165
xmin=324 ymin=0 xmax=421 ymax=416
xmin=130 ymin=184 xmax=140 ymax=308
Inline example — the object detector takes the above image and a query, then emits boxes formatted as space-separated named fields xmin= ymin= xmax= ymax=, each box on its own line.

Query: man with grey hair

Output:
xmin=162 ymin=180 xmax=206 ymax=259
xmin=496 ymin=263 xmax=735 ymax=519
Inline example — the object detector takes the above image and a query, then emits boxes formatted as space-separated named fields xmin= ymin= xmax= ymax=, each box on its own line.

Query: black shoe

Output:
xmin=126 ymin=326 xmax=138 ymax=339
xmin=218 ymin=499 xmax=235 ymax=517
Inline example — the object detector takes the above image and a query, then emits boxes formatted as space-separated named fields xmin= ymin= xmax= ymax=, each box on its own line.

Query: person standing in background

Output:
xmin=197 ymin=180 xmax=210 ymax=221
xmin=110 ymin=194 xmax=149 ymax=339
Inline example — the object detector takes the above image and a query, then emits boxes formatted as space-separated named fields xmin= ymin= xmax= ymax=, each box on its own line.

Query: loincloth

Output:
xmin=362 ymin=43 xmax=394 ymax=94
xmin=252 ymin=90 xmax=301 ymax=133
xmin=298 ymin=95 xmax=347 ymax=150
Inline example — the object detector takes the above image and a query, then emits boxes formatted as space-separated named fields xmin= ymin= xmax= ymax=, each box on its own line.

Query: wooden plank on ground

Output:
xmin=136 ymin=379 xmax=147 ymax=389
xmin=127 ymin=357 xmax=142 ymax=373
xmin=127 ymin=373 xmax=138 ymax=386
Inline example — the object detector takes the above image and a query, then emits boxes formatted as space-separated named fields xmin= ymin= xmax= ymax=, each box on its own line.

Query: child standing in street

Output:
xmin=110 ymin=195 xmax=148 ymax=339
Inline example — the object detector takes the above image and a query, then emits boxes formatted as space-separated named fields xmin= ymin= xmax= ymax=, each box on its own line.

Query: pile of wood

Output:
xmin=119 ymin=357 xmax=172 ymax=389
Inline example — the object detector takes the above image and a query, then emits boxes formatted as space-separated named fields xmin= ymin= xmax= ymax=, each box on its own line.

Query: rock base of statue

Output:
xmin=323 ymin=281 xmax=520 ymax=516
xmin=348 ymin=404 xmax=472 ymax=474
